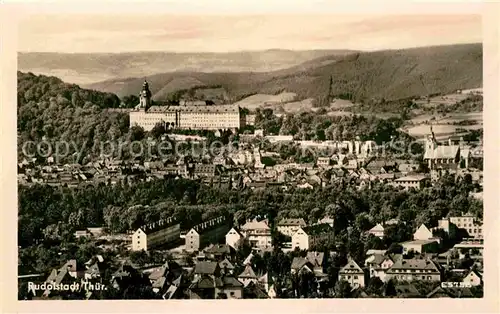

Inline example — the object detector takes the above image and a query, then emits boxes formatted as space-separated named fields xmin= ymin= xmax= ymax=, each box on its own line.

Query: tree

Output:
xmin=129 ymin=125 xmax=145 ymax=141
xmin=366 ymin=277 xmax=384 ymax=296
xmin=384 ymin=279 xmax=397 ymax=297
xmin=150 ymin=123 xmax=166 ymax=139
xmin=334 ymin=280 xmax=352 ymax=298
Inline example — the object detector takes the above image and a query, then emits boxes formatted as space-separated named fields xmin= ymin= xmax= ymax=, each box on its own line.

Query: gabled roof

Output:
xmin=291 ymin=257 xmax=310 ymax=270
xmin=194 ymin=261 xmax=219 ymax=275
xmin=205 ymin=244 xmax=232 ymax=255
xmin=302 ymin=223 xmax=333 ymax=236
xmin=219 ymin=258 xmax=235 ymax=270
xmin=366 ymin=254 xmax=387 ymax=267
xmin=340 ymin=259 xmax=363 ymax=274
xmin=277 ymin=218 xmax=307 ymax=227
xmin=414 ymin=224 xmax=433 ymax=237
xmin=149 ymin=266 xmax=167 ymax=281
xmin=395 ymin=284 xmax=422 ymax=298
xmin=226 ymin=227 xmax=243 ymax=237
xmin=388 ymin=258 xmax=440 ymax=272
xmin=221 ymin=276 xmax=243 ymax=288
xmin=238 ymin=265 xmax=257 ymax=279
xmin=243 ymin=253 xmax=254 ymax=265
xmin=152 ymin=276 xmax=167 ymax=289
xmin=426 ymin=286 xmax=474 ymax=298
xmin=306 ymin=252 xmax=325 ymax=267
xmin=369 ymin=223 xmax=385 ymax=233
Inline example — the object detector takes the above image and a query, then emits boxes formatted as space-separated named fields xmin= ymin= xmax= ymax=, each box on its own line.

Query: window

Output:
xmin=427 ymin=276 xmax=431 ymax=280
xmin=354 ymin=276 xmax=358 ymax=279
xmin=347 ymin=275 xmax=351 ymax=279
xmin=422 ymin=276 xmax=426 ymax=280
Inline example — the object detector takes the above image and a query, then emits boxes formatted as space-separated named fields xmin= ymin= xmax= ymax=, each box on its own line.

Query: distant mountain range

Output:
xmin=19 ymin=44 xmax=482 ymax=102
xmin=18 ymin=49 xmax=354 ymax=85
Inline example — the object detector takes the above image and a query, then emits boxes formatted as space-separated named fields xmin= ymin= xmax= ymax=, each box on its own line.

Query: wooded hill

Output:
xmin=84 ymin=43 xmax=482 ymax=103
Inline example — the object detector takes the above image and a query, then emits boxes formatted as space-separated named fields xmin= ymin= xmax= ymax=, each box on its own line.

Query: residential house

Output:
xmin=316 ymin=157 xmax=331 ymax=168
xmin=365 ymin=254 xmax=396 ymax=282
xmin=413 ymin=224 xmax=435 ymax=241
xmin=238 ymin=264 xmax=258 ymax=287
xmin=385 ymin=258 xmax=441 ymax=282
xmin=338 ymin=259 xmax=365 ymax=288
xmin=306 ymin=251 xmax=327 ymax=278
xmin=185 ymin=216 xmax=231 ymax=252
xmin=132 ymin=217 xmax=180 ymax=251
xmin=453 ymin=239 xmax=484 ymax=259
xmin=291 ymin=223 xmax=334 ymax=251
xmin=189 ymin=261 xmax=243 ymax=299
xmin=449 ymin=213 xmax=483 ymax=240
xmin=84 ymin=255 xmax=105 ymax=281
xmin=367 ymin=224 xmax=385 ymax=239
xmin=401 ymin=240 xmax=439 ymax=254
xmin=393 ymin=175 xmax=429 ymax=190
xmin=315 ymin=216 xmax=334 ymax=228
xmin=204 ymin=244 xmax=234 ymax=261
xmin=239 ymin=218 xmax=272 ymax=249
xmin=225 ymin=227 xmax=243 ymax=249
xmin=462 ymin=270 xmax=482 ymax=287
xmin=277 ymin=218 xmax=307 ymax=237
xmin=219 ymin=258 xmax=235 ymax=275
xmin=74 ymin=230 xmax=92 ymax=239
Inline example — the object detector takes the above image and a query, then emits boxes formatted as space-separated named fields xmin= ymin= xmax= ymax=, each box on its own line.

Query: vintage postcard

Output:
xmin=1 ymin=0 xmax=499 ymax=313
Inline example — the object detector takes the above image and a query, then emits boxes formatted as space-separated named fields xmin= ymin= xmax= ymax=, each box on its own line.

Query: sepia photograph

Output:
xmin=10 ymin=3 xmax=490 ymax=303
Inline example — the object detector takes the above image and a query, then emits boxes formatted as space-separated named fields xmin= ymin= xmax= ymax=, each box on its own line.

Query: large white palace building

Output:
xmin=129 ymin=81 xmax=244 ymax=131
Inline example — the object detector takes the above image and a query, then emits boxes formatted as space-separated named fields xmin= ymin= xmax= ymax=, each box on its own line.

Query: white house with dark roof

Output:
xmin=338 ymin=259 xmax=365 ymax=288
xmin=225 ymin=227 xmax=243 ymax=249
xmin=277 ymin=218 xmax=307 ymax=237
xmin=239 ymin=218 xmax=272 ymax=249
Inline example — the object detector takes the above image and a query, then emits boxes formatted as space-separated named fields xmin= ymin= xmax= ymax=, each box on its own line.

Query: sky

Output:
xmin=18 ymin=14 xmax=482 ymax=53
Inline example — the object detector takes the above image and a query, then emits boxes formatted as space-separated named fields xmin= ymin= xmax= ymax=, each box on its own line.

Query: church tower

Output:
xmin=139 ymin=80 xmax=152 ymax=110
xmin=425 ymin=125 xmax=438 ymax=153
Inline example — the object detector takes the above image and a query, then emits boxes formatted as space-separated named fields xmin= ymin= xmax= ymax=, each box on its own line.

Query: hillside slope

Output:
xmin=18 ymin=49 xmax=354 ymax=85
xmin=85 ymin=43 xmax=482 ymax=102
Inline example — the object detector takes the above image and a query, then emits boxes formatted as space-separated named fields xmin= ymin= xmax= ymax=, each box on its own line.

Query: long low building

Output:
xmin=129 ymin=81 xmax=244 ymax=131
xmin=132 ymin=217 xmax=180 ymax=251
xmin=185 ymin=216 xmax=232 ymax=252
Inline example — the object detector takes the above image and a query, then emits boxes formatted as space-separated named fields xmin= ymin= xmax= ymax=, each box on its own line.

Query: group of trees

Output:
xmin=17 ymin=72 xmax=131 ymax=163
xmin=253 ymin=108 xmax=406 ymax=144
xmin=19 ymin=171 xmax=481 ymax=273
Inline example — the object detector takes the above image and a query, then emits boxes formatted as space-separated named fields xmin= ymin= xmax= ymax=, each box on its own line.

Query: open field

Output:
xmin=233 ymin=92 xmax=298 ymax=110
xmin=403 ymin=123 xmax=482 ymax=138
